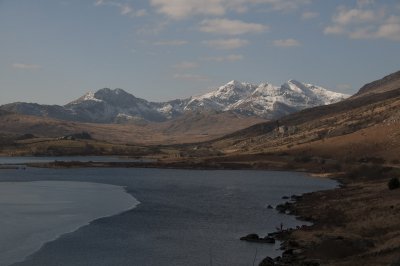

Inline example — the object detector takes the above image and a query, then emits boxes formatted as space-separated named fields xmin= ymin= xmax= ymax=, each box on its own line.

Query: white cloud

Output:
xmin=150 ymin=0 xmax=310 ymax=20
xmin=203 ymin=38 xmax=249 ymax=49
xmin=252 ymin=0 xmax=311 ymax=11
xmin=323 ymin=25 xmax=345 ymax=35
xmin=273 ymin=38 xmax=301 ymax=47
xmin=376 ymin=17 xmax=400 ymax=41
xmin=173 ymin=73 xmax=209 ymax=82
xmin=173 ymin=61 xmax=198 ymax=70
xmin=199 ymin=19 xmax=267 ymax=35
xmin=12 ymin=63 xmax=41 ymax=70
xmin=324 ymin=3 xmax=400 ymax=42
xmin=332 ymin=8 xmax=378 ymax=25
xmin=94 ymin=0 xmax=146 ymax=17
xmin=150 ymin=0 xmax=225 ymax=20
xmin=301 ymin=11 xmax=319 ymax=20
xmin=357 ymin=0 xmax=374 ymax=8
xmin=202 ymin=54 xmax=244 ymax=62
xmin=153 ymin=40 xmax=188 ymax=46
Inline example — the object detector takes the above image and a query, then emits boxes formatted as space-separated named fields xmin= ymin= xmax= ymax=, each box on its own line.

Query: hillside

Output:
xmin=353 ymin=70 xmax=400 ymax=97
xmin=0 ymin=109 xmax=265 ymax=149
xmin=207 ymin=70 xmax=400 ymax=164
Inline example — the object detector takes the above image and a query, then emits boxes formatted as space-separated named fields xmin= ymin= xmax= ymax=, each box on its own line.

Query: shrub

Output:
xmin=388 ymin=177 xmax=400 ymax=190
xmin=359 ymin=157 xmax=385 ymax=164
xmin=346 ymin=164 xmax=391 ymax=179
xmin=294 ymin=155 xmax=312 ymax=163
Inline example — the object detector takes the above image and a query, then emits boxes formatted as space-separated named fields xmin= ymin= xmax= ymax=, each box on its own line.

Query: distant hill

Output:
xmin=0 ymin=110 xmax=265 ymax=145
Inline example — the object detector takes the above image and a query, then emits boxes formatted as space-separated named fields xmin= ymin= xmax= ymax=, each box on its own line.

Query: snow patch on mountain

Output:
xmin=82 ymin=92 xmax=103 ymax=102
xmin=0 ymin=80 xmax=350 ymax=123
xmin=180 ymin=80 xmax=349 ymax=118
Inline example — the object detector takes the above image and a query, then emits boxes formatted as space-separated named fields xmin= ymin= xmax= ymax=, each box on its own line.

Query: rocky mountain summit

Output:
xmin=0 ymin=80 xmax=348 ymax=123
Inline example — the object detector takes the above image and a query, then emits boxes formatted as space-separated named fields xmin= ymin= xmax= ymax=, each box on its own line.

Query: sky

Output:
xmin=1 ymin=0 xmax=400 ymax=105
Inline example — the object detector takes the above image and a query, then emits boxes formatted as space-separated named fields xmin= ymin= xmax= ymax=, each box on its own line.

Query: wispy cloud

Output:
xmin=137 ymin=21 xmax=169 ymax=35
xmin=150 ymin=0 xmax=310 ymax=20
xmin=202 ymin=54 xmax=244 ymax=62
xmin=251 ymin=0 xmax=311 ymax=12
xmin=173 ymin=73 xmax=209 ymax=82
xmin=94 ymin=0 xmax=146 ymax=17
xmin=302 ymin=11 xmax=319 ymax=20
xmin=324 ymin=3 xmax=400 ymax=41
xmin=153 ymin=40 xmax=188 ymax=46
xmin=150 ymin=0 xmax=225 ymax=20
xmin=199 ymin=19 xmax=267 ymax=35
xmin=357 ymin=0 xmax=375 ymax=8
xmin=273 ymin=38 xmax=301 ymax=47
xmin=12 ymin=63 xmax=41 ymax=70
xmin=203 ymin=38 xmax=249 ymax=49
xmin=173 ymin=61 xmax=198 ymax=70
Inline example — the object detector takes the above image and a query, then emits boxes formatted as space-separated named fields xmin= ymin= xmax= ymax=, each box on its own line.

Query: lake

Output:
xmin=0 ymin=163 xmax=336 ymax=266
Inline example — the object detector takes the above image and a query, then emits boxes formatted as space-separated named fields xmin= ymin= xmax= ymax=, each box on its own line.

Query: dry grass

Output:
xmin=289 ymin=178 xmax=400 ymax=266
xmin=0 ymin=112 xmax=264 ymax=145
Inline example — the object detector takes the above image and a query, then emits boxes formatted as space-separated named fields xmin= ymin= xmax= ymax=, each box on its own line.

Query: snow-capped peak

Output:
xmin=55 ymin=79 xmax=350 ymax=123
xmin=82 ymin=91 xmax=102 ymax=102
xmin=226 ymin=80 xmax=246 ymax=87
xmin=67 ymin=91 xmax=103 ymax=105
xmin=182 ymin=79 xmax=349 ymax=118
xmin=283 ymin=80 xmax=306 ymax=93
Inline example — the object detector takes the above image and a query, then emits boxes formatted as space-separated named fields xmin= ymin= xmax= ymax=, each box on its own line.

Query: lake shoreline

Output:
xmin=0 ymin=181 xmax=139 ymax=266
xmin=1 ymin=166 xmax=333 ymax=265
xmin=3 ymin=158 xmax=399 ymax=265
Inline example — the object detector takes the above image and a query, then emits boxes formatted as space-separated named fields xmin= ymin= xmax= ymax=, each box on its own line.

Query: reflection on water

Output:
xmin=0 ymin=181 xmax=138 ymax=266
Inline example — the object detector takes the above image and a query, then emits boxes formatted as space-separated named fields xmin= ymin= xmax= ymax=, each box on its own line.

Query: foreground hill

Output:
xmin=0 ymin=80 xmax=348 ymax=123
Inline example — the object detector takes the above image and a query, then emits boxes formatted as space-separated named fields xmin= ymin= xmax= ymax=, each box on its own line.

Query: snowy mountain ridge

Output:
xmin=0 ymin=80 xmax=349 ymax=123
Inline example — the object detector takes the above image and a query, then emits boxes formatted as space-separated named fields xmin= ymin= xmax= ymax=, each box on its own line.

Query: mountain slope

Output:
xmin=0 ymin=80 xmax=348 ymax=123
xmin=208 ymin=70 xmax=400 ymax=163
xmin=65 ymin=88 xmax=167 ymax=123
xmin=353 ymin=70 xmax=400 ymax=97
xmin=183 ymin=80 xmax=348 ymax=118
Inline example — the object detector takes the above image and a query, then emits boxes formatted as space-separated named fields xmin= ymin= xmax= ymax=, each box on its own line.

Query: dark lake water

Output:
xmin=0 ymin=166 xmax=337 ymax=266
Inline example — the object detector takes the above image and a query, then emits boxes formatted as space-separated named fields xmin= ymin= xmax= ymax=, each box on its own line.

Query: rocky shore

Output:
xmin=258 ymin=174 xmax=400 ymax=266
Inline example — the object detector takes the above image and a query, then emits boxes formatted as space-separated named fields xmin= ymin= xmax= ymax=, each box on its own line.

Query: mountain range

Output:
xmin=0 ymin=80 xmax=348 ymax=123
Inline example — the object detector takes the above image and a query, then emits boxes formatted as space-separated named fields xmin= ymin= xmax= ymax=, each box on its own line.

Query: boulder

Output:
xmin=259 ymin=256 xmax=275 ymax=266
xmin=240 ymin=233 xmax=259 ymax=241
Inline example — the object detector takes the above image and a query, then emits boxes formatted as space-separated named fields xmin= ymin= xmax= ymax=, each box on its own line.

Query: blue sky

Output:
xmin=1 ymin=0 xmax=400 ymax=105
